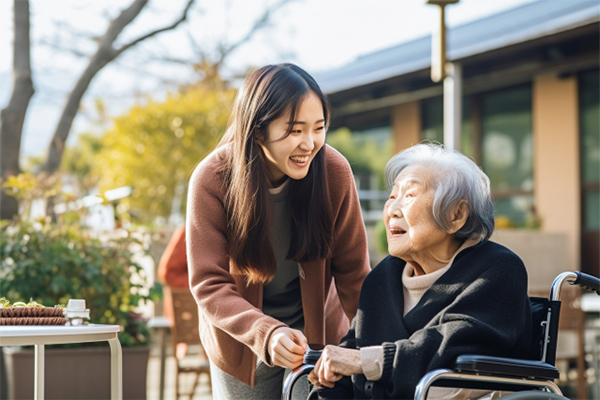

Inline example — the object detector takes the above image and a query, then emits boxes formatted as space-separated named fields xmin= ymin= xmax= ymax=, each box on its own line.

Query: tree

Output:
xmin=0 ymin=0 xmax=195 ymax=220
xmin=1 ymin=0 xmax=295 ymax=221
xmin=42 ymin=0 xmax=196 ymax=175
xmin=92 ymin=81 xmax=236 ymax=223
xmin=1 ymin=0 xmax=34 ymax=219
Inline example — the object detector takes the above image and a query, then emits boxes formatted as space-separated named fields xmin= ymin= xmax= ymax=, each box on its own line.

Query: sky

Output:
xmin=0 ymin=0 xmax=539 ymax=159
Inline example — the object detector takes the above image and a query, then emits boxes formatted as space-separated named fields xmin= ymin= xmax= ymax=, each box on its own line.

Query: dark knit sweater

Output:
xmin=318 ymin=240 xmax=532 ymax=400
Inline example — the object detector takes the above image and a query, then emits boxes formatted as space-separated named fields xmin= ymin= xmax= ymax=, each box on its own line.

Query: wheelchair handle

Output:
xmin=572 ymin=271 xmax=600 ymax=295
xmin=303 ymin=348 xmax=322 ymax=365
xmin=551 ymin=271 xmax=600 ymax=300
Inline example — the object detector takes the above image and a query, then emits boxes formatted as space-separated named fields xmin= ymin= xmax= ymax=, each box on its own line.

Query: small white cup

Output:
xmin=67 ymin=299 xmax=86 ymax=311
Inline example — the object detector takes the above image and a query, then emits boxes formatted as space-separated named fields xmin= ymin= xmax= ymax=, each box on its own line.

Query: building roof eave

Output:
xmin=317 ymin=0 xmax=600 ymax=95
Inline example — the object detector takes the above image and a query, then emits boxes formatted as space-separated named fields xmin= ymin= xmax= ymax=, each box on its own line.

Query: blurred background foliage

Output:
xmin=62 ymin=79 xmax=236 ymax=224
xmin=1 ymin=174 xmax=157 ymax=346
xmin=326 ymin=127 xmax=392 ymax=189
xmin=1 ymin=218 xmax=153 ymax=347
xmin=62 ymin=133 xmax=103 ymax=193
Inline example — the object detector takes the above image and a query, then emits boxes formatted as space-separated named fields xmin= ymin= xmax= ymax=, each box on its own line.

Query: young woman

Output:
xmin=185 ymin=63 xmax=370 ymax=398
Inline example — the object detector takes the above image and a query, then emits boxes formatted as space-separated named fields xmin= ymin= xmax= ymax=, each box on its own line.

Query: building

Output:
xmin=317 ymin=0 xmax=599 ymax=277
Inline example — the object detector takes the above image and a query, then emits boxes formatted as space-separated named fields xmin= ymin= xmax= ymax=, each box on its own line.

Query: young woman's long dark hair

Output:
xmin=219 ymin=63 xmax=333 ymax=284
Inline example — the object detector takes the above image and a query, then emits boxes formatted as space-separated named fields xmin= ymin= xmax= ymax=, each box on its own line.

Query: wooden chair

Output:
xmin=556 ymin=285 xmax=586 ymax=400
xmin=168 ymin=287 xmax=211 ymax=399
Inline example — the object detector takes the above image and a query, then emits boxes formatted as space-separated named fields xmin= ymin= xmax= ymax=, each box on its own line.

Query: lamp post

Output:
xmin=427 ymin=0 xmax=461 ymax=151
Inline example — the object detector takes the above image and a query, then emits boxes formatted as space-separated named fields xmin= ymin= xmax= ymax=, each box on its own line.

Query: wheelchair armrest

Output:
xmin=455 ymin=354 xmax=559 ymax=380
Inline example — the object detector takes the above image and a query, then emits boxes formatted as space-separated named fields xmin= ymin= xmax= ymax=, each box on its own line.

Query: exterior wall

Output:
xmin=392 ymin=101 xmax=421 ymax=152
xmin=491 ymin=230 xmax=570 ymax=291
xmin=532 ymin=74 xmax=580 ymax=270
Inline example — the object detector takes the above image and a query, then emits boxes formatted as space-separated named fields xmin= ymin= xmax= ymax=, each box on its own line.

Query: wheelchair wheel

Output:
xmin=282 ymin=364 xmax=313 ymax=400
xmin=498 ymin=391 xmax=569 ymax=400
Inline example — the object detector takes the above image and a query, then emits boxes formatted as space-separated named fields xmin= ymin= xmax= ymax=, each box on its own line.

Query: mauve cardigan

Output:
xmin=186 ymin=144 xmax=370 ymax=386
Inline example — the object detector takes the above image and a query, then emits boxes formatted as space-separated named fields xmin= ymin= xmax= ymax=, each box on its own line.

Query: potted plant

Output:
xmin=0 ymin=173 xmax=159 ymax=399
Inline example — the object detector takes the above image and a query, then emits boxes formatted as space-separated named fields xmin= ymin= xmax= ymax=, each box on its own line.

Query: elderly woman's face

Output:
xmin=383 ymin=165 xmax=454 ymax=267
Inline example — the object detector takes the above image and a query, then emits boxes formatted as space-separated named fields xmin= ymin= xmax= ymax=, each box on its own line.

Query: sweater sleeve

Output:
xmin=326 ymin=147 xmax=371 ymax=322
xmin=312 ymin=376 xmax=354 ymax=400
xmin=186 ymin=153 xmax=286 ymax=364
xmin=377 ymin=255 xmax=531 ymax=398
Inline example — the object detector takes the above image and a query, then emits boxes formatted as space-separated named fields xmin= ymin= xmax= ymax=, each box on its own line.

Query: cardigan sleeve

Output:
xmin=377 ymin=254 xmax=531 ymax=399
xmin=186 ymin=152 xmax=286 ymax=364
xmin=325 ymin=147 xmax=371 ymax=322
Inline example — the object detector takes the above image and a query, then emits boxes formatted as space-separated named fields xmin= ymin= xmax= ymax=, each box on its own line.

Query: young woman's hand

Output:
xmin=267 ymin=326 xmax=307 ymax=369
xmin=308 ymin=345 xmax=362 ymax=388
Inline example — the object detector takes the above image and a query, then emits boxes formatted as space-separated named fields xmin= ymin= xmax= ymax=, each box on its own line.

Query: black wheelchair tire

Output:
xmin=498 ymin=391 xmax=569 ymax=400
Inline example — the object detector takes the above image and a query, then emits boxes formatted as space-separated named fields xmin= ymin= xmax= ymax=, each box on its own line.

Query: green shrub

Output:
xmin=375 ymin=219 xmax=388 ymax=254
xmin=1 ymin=173 xmax=158 ymax=347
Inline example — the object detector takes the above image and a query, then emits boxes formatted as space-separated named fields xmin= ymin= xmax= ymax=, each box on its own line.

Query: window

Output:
xmin=421 ymin=85 xmax=533 ymax=226
xmin=421 ymin=97 xmax=474 ymax=158
xmin=481 ymin=86 xmax=533 ymax=226
xmin=327 ymin=126 xmax=392 ymax=224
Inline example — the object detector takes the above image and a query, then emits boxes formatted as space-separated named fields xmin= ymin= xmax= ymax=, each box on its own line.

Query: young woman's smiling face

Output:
xmin=259 ymin=91 xmax=326 ymax=184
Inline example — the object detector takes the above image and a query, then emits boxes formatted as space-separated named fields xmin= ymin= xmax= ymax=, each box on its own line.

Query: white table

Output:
xmin=582 ymin=292 xmax=600 ymax=312
xmin=0 ymin=324 xmax=122 ymax=400
xmin=148 ymin=316 xmax=172 ymax=400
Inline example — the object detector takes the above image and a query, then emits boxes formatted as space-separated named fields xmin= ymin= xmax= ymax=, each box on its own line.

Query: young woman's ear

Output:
xmin=447 ymin=200 xmax=469 ymax=234
xmin=254 ymin=128 xmax=265 ymax=145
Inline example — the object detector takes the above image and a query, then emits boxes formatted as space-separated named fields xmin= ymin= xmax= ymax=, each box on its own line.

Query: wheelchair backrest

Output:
xmin=529 ymin=296 xmax=561 ymax=365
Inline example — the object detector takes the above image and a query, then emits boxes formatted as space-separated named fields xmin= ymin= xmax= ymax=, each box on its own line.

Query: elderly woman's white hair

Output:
xmin=384 ymin=143 xmax=495 ymax=241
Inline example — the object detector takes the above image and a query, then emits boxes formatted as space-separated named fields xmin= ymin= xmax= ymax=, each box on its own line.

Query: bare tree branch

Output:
xmin=51 ymin=19 xmax=98 ymax=42
xmin=181 ymin=0 xmax=296 ymax=73
xmin=43 ymin=0 xmax=195 ymax=174
xmin=38 ymin=37 xmax=91 ymax=58
xmin=115 ymin=0 xmax=195 ymax=57
xmin=216 ymin=0 xmax=293 ymax=65
xmin=139 ymin=0 xmax=297 ymax=85
xmin=145 ymin=55 xmax=193 ymax=65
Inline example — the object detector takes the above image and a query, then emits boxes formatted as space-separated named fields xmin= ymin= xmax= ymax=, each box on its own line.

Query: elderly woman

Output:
xmin=308 ymin=143 xmax=532 ymax=399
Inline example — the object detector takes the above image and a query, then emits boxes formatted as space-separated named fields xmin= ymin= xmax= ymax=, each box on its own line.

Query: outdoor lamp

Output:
xmin=426 ymin=0 xmax=459 ymax=82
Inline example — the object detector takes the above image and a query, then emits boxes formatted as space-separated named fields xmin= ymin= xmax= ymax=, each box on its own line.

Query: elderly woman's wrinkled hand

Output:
xmin=308 ymin=345 xmax=362 ymax=389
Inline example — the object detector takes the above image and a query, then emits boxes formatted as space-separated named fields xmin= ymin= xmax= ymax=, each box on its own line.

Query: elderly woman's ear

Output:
xmin=447 ymin=200 xmax=469 ymax=234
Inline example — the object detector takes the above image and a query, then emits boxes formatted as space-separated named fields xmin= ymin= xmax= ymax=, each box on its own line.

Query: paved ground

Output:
xmin=147 ymin=354 xmax=213 ymax=400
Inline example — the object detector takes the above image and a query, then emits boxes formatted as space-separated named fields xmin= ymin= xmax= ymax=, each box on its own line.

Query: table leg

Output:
xmin=34 ymin=344 xmax=44 ymax=400
xmin=108 ymin=338 xmax=123 ymax=400
xmin=157 ymin=328 xmax=166 ymax=400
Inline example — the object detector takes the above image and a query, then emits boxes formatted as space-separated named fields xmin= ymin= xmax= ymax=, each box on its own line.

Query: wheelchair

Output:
xmin=282 ymin=271 xmax=600 ymax=400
